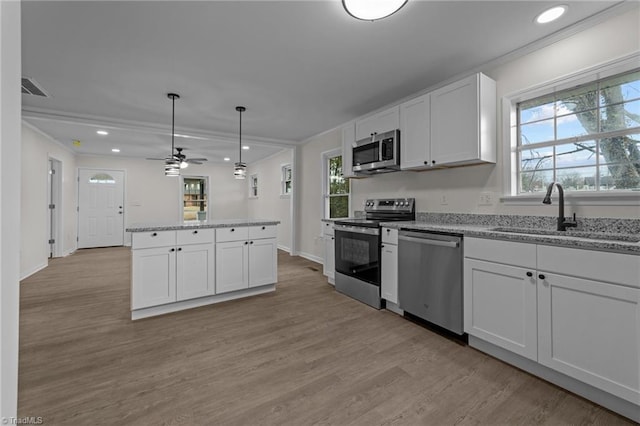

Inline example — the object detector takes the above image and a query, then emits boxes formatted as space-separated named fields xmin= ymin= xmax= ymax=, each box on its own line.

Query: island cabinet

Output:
xmin=464 ymin=237 xmax=640 ymax=409
xmin=131 ymin=228 xmax=215 ymax=310
xmin=216 ymin=225 xmax=277 ymax=294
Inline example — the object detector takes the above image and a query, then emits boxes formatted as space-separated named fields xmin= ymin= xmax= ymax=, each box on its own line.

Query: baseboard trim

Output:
xmin=277 ymin=244 xmax=291 ymax=253
xmin=298 ymin=251 xmax=323 ymax=265
xmin=20 ymin=261 xmax=48 ymax=281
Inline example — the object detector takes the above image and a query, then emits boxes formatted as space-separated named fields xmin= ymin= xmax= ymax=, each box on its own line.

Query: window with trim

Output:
xmin=281 ymin=164 xmax=292 ymax=195
xmin=182 ymin=176 xmax=208 ymax=221
xmin=516 ymin=69 xmax=640 ymax=194
xmin=249 ymin=174 xmax=258 ymax=198
xmin=325 ymin=153 xmax=350 ymax=218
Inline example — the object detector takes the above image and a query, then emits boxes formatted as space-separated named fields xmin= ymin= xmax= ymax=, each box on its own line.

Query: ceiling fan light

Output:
xmin=180 ymin=160 xmax=189 ymax=169
xmin=234 ymin=162 xmax=247 ymax=179
xmin=165 ymin=159 xmax=181 ymax=177
xmin=343 ymin=0 xmax=407 ymax=21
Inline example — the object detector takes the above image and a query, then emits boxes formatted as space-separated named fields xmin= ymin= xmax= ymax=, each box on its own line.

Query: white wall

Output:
xmin=21 ymin=123 xmax=77 ymax=278
xmin=75 ymin=156 xmax=249 ymax=243
xmin=297 ymin=128 xmax=341 ymax=261
xmin=247 ymin=149 xmax=293 ymax=251
xmin=1 ymin=0 xmax=21 ymax=419
xmin=352 ymin=7 xmax=640 ymax=219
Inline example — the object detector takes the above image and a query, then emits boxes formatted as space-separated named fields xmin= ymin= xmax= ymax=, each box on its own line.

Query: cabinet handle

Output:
xmin=386 ymin=229 xmax=391 ymax=232
xmin=152 ymin=232 xmax=157 ymax=237
xmin=178 ymin=247 xmax=182 ymax=251
xmin=244 ymin=241 xmax=248 ymax=245
xmin=193 ymin=230 xmax=198 ymax=234
xmin=170 ymin=248 xmax=175 ymax=252
xmin=538 ymin=274 xmax=546 ymax=280
xmin=250 ymin=241 xmax=254 ymax=245
xmin=381 ymin=244 xmax=385 ymax=248
xmin=432 ymin=160 xmax=436 ymax=164
xmin=261 ymin=226 xmax=265 ymax=230
xmin=424 ymin=161 xmax=428 ymax=165
xmin=331 ymin=237 xmax=335 ymax=240
xmin=231 ymin=228 xmax=235 ymax=232
xmin=526 ymin=272 xmax=533 ymax=277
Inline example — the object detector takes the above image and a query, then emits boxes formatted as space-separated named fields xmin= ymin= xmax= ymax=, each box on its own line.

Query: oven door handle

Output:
xmin=398 ymin=235 xmax=459 ymax=248
xmin=334 ymin=225 xmax=380 ymax=236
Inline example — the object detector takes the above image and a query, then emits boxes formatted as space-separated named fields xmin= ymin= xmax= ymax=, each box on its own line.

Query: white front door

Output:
xmin=78 ymin=169 xmax=125 ymax=248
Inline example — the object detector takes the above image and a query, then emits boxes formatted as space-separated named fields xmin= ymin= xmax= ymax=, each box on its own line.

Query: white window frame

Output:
xmin=322 ymin=148 xmax=351 ymax=219
xmin=281 ymin=163 xmax=292 ymax=197
xmin=502 ymin=53 xmax=640 ymax=206
xmin=249 ymin=173 xmax=258 ymax=198
xmin=180 ymin=175 xmax=209 ymax=221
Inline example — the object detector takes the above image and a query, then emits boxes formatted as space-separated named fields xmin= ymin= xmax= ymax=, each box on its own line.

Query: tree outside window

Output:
xmin=328 ymin=155 xmax=349 ymax=218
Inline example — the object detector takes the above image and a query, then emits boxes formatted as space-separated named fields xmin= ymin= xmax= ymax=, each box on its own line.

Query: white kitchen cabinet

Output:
xmin=536 ymin=245 xmax=640 ymax=405
xmin=430 ymin=73 xmax=496 ymax=167
xmin=465 ymin=237 xmax=640 ymax=407
xmin=355 ymin=105 xmax=400 ymax=141
xmin=381 ymin=227 xmax=399 ymax=304
xmin=131 ymin=229 xmax=215 ymax=309
xmin=464 ymin=238 xmax=538 ymax=360
xmin=216 ymin=225 xmax=277 ymax=294
xmin=322 ymin=221 xmax=335 ymax=284
xmin=400 ymin=93 xmax=431 ymax=170
xmin=341 ymin=122 xmax=358 ymax=179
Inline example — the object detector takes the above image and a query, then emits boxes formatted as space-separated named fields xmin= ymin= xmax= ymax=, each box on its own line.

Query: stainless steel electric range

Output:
xmin=333 ymin=198 xmax=415 ymax=309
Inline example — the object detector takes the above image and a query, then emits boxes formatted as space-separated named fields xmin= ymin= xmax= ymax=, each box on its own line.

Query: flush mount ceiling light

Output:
xmin=165 ymin=93 xmax=181 ymax=177
xmin=342 ymin=0 xmax=408 ymax=21
xmin=111 ymin=148 xmax=120 ymax=153
xmin=97 ymin=130 xmax=109 ymax=136
xmin=535 ymin=5 xmax=567 ymax=24
xmin=234 ymin=106 xmax=247 ymax=180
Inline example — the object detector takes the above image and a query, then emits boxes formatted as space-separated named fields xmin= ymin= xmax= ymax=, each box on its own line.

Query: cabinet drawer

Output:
xmin=465 ymin=237 xmax=536 ymax=268
xmin=322 ymin=221 xmax=335 ymax=237
xmin=249 ymin=225 xmax=277 ymax=240
xmin=176 ymin=228 xmax=215 ymax=245
xmin=537 ymin=245 xmax=640 ymax=288
xmin=132 ymin=230 xmax=176 ymax=249
xmin=382 ymin=227 xmax=398 ymax=244
xmin=216 ymin=226 xmax=249 ymax=242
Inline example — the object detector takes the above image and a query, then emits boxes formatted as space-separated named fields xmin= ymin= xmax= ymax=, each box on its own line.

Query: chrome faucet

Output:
xmin=542 ymin=182 xmax=577 ymax=231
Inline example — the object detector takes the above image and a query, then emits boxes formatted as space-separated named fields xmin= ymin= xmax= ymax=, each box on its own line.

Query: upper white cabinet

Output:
xmin=430 ymin=73 xmax=496 ymax=166
xmin=355 ymin=105 xmax=400 ymax=141
xmin=341 ymin=122 xmax=357 ymax=179
xmin=400 ymin=93 xmax=431 ymax=169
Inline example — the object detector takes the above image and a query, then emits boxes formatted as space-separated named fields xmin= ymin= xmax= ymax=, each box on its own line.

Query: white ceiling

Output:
xmin=21 ymin=0 xmax=629 ymax=164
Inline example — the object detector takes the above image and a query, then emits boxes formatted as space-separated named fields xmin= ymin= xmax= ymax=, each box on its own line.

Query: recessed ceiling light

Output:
xmin=223 ymin=157 xmax=231 ymax=162
xmin=111 ymin=148 xmax=120 ymax=153
xmin=97 ymin=130 xmax=109 ymax=136
xmin=242 ymin=146 xmax=250 ymax=150
xmin=343 ymin=0 xmax=407 ymax=21
xmin=535 ymin=5 xmax=567 ymax=24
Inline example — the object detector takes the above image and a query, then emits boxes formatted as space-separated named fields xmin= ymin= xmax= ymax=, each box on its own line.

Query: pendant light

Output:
xmin=342 ymin=0 xmax=408 ymax=21
xmin=165 ymin=93 xmax=181 ymax=177
xmin=234 ymin=106 xmax=247 ymax=179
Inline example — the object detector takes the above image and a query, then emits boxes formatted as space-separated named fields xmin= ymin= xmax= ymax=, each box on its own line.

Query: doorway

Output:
xmin=77 ymin=168 xmax=125 ymax=248
xmin=47 ymin=158 xmax=62 ymax=258
xmin=181 ymin=176 xmax=208 ymax=221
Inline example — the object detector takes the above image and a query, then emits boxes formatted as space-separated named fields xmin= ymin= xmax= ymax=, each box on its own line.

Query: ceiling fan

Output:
xmin=146 ymin=147 xmax=207 ymax=168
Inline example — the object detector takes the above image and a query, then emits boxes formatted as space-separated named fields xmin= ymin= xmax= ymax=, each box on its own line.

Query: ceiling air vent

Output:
xmin=21 ymin=77 xmax=49 ymax=97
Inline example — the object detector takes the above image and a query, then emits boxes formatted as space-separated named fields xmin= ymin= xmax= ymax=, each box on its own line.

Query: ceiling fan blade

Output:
xmin=188 ymin=161 xmax=203 ymax=165
xmin=187 ymin=158 xmax=208 ymax=162
xmin=146 ymin=157 xmax=167 ymax=161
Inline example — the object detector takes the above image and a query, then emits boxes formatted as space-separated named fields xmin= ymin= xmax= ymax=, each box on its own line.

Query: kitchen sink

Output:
xmin=489 ymin=227 xmax=640 ymax=243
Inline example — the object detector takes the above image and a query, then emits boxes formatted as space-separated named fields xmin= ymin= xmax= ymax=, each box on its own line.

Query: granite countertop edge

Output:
xmin=381 ymin=221 xmax=640 ymax=255
xmin=126 ymin=220 xmax=280 ymax=233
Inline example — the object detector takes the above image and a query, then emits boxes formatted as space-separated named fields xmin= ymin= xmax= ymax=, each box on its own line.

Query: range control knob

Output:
xmin=395 ymin=201 xmax=400 ymax=206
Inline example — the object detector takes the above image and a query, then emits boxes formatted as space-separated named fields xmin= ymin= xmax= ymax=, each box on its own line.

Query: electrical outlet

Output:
xmin=440 ymin=194 xmax=448 ymax=205
xmin=479 ymin=191 xmax=494 ymax=206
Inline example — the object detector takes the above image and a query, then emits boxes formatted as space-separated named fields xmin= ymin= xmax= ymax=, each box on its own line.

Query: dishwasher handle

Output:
xmin=398 ymin=234 xmax=460 ymax=248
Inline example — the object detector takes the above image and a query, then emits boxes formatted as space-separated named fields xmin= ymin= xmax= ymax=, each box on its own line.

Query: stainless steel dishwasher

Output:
xmin=398 ymin=230 xmax=463 ymax=335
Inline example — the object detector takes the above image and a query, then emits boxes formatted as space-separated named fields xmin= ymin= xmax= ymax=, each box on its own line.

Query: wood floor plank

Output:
xmin=17 ymin=247 xmax=635 ymax=425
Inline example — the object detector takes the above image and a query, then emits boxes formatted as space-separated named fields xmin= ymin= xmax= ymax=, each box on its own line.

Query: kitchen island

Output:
xmin=127 ymin=220 xmax=279 ymax=320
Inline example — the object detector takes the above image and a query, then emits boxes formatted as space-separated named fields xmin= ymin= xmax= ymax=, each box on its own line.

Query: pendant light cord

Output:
xmin=236 ymin=106 xmax=246 ymax=164
xmin=167 ymin=93 xmax=180 ymax=158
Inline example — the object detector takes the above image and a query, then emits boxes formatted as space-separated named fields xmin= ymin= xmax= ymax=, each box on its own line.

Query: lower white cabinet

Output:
xmin=464 ymin=237 xmax=640 ymax=407
xmin=131 ymin=229 xmax=215 ymax=310
xmin=381 ymin=227 xmax=399 ymax=304
xmin=322 ymin=221 xmax=335 ymax=284
xmin=216 ymin=225 xmax=277 ymax=294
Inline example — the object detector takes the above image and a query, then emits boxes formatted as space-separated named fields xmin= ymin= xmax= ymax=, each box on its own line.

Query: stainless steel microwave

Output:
xmin=352 ymin=129 xmax=400 ymax=175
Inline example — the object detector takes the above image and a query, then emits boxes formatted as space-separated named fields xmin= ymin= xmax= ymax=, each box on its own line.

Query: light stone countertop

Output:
xmin=126 ymin=219 xmax=280 ymax=233
xmin=381 ymin=221 xmax=640 ymax=255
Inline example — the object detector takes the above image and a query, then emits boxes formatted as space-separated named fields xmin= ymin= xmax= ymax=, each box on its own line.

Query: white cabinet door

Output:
xmin=430 ymin=73 xmax=496 ymax=166
xmin=400 ymin=93 xmax=431 ymax=170
xmin=216 ymin=241 xmax=249 ymax=294
xmin=341 ymin=122 xmax=357 ymax=178
xmin=132 ymin=246 xmax=177 ymax=309
xmin=381 ymin=243 xmax=398 ymax=304
xmin=176 ymin=243 xmax=215 ymax=301
xmin=355 ymin=106 xmax=400 ymax=141
xmin=249 ymin=238 xmax=277 ymax=288
xmin=538 ymin=272 xmax=640 ymax=404
xmin=464 ymin=258 xmax=538 ymax=360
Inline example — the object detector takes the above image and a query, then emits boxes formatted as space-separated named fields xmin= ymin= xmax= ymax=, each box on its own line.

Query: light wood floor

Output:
xmin=18 ymin=248 xmax=633 ymax=425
